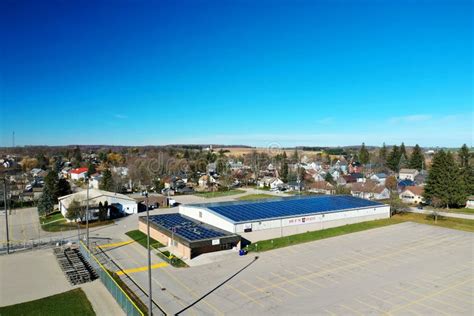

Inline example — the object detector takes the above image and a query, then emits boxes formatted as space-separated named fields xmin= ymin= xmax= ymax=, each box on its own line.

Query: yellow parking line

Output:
xmin=270 ymin=272 xmax=311 ymax=292
xmin=354 ymin=298 xmax=387 ymax=314
xmin=241 ymin=280 xmax=283 ymax=303
xmin=256 ymin=276 xmax=297 ymax=297
xmin=387 ymin=278 xmax=473 ymax=314
xmin=397 ymin=283 xmax=466 ymax=313
xmin=226 ymin=283 xmax=265 ymax=308
xmin=116 ymin=262 xmax=168 ymax=276
xmin=124 ymin=242 xmax=193 ymax=316
xmin=98 ymin=240 xmax=134 ymax=249
xmin=339 ymin=304 xmax=364 ymax=316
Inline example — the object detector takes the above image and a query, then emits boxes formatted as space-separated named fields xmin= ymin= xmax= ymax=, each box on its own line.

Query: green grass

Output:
xmin=39 ymin=211 xmax=64 ymax=225
xmin=398 ymin=212 xmax=474 ymax=232
xmin=125 ymin=230 xmax=165 ymax=248
xmin=423 ymin=207 xmax=474 ymax=215
xmin=246 ymin=213 xmax=474 ymax=253
xmin=41 ymin=218 xmax=114 ymax=232
xmin=0 ymin=289 xmax=95 ymax=316
xmin=195 ymin=189 xmax=245 ymax=198
xmin=237 ymin=194 xmax=278 ymax=201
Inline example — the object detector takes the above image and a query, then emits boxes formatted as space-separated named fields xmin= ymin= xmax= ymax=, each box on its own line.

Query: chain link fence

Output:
xmin=78 ymin=241 xmax=145 ymax=316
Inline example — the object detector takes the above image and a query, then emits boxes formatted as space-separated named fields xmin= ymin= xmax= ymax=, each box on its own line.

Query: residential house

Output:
xmin=466 ymin=196 xmax=474 ymax=209
xmin=349 ymin=161 xmax=363 ymax=174
xmin=69 ymin=167 xmax=88 ymax=181
xmin=198 ymin=175 xmax=217 ymax=189
xmin=370 ymin=173 xmax=387 ymax=185
xmin=399 ymin=168 xmax=419 ymax=181
xmin=30 ymin=168 xmax=44 ymax=178
xmin=308 ymin=181 xmax=334 ymax=195
xmin=399 ymin=186 xmax=425 ymax=205
xmin=398 ymin=179 xmax=416 ymax=191
xmin=90 ymin=173 xmax=102 ymax=189
xmin=258 ymin=177 xmax=284 ymax=189
xmin=350 ymin=181 xmax=390 ymax=200
xmin=59 ymin=189 xmax=138 ymax=222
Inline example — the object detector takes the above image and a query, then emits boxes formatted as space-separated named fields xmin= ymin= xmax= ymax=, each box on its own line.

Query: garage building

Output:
xmin=179 ymin=195 xmax=390 ymax=242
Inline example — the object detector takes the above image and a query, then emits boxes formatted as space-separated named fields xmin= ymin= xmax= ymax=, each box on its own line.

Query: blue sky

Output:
xmin=1 ymin=0 xmax=472 ymax=147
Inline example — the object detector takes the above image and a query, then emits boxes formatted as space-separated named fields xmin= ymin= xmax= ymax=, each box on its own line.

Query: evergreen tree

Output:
xmin=424 ymin=150 xmax=467 ymax=208
xmin=409 ymin=144 xmax=425 ymax=171
xmin=37 ymin=171 xmax=58 ymax=215
xmin=379 ymin=143 xmax=387 ymax=166
xmin=292 ymin=149 xmax=299 ymax=163
xmin=280 ymin=160 xmax=289 ymax=183
xmin=324 ymin=172 xmax=335 ymax=185
xmin=87 ymin=163 xmax=96 ymax=177
xmin=387 ymin=145 xmax=400 ymax=172
xmin=98 ymin=201 xmax=108 ymax=221
xmin=359 ymin=143 xmax=370 ymax=165
xmin=55 ymin=178 xmax=72 ymax=199
xmin=100 ymin=169 xmax=115 ymax=192
xmin=458 ymin=144 xmax=470 ymax=168
xmin=400 ymin=142 xmax=408 ymax=160
xmin=73 ymin=146 xmax=82 ymax=167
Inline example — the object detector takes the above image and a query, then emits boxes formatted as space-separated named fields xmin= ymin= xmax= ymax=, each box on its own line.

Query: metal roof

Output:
xmin=197 ymin=195 xmax=383 ymax=224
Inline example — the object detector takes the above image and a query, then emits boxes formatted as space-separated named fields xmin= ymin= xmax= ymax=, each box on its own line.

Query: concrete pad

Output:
xmin=0 ymin=249 xmax=72 ymax=306
xmin=81 ymin=280 xmax=125 ymax=316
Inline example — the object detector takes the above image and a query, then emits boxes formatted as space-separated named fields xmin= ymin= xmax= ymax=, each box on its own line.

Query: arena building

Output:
xmin=140 ymin=195 xmax=390 ymax=259
xmin=179 ymin=195 xmax=391 ymax=242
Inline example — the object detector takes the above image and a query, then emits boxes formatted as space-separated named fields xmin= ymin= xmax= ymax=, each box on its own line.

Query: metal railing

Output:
xmin=0 ymin=237 xmax=70 ymax=255
xmin=79 ymin=241 xmax=145 ymax=316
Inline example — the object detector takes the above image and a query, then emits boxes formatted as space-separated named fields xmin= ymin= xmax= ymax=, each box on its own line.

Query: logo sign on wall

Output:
xmin=212 ymin=239 xmax=220 ymax=246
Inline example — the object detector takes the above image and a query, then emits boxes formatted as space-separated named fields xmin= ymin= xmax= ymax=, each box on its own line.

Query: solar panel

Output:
xmin=206 ymin=195 xmax=383 ymax=223
xmin=149 ymin=213 xmax=227 ymax=242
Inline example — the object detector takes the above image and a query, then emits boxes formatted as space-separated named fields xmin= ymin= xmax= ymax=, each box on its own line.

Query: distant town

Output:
xmin=1 ymin=143 xmax=473 ymax=218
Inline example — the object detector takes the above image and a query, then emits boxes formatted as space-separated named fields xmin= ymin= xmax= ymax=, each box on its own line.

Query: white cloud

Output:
xmin=388 ymin=114 xmax=432 ymax=124
xmin=114 ymin=114 xmax=128 ymax=119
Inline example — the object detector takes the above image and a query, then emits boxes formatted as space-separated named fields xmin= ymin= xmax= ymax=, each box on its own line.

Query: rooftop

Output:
xmin=191 ymin=195 xmax=383 ymax=224
xmin=148 ymin=213 xmax=233 ymax=242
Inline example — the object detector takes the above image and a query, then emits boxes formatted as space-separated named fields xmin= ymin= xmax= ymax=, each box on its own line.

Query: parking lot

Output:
xmin=103 ymin=222 xmax=473 ymax=315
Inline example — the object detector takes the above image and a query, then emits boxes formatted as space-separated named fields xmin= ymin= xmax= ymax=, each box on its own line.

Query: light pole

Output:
xmin=86 ymin=176 xmax=90 ymax=249
xmin=145 ymin=191 xmax=153 ymax=315
xmin=3 ymin=178 xmax=10 ymax=254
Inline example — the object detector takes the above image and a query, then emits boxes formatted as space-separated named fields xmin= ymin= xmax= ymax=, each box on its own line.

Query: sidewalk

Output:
xmin=408 ymin=207 xmax=474 ymax=220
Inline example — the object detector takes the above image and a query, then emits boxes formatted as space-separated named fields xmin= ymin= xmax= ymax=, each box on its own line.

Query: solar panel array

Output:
xmin=149 ymin=213 xmax=227 ymax=242
xmin=207 ymin=195 xmax=382 ymax=223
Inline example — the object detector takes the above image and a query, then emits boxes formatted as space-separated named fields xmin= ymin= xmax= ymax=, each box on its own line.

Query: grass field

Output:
xmin=0 ymin=289 xmax=95 ymax=316
xmin=246 ymin=212 xmax=474 ymax=252
xmin=237 ymin=194 xmax=279 ymax=201
xmin=195 ymin=189 xmax=245 ymax=198
xmin=126 ymin=230 xmax=165 ymax=248
xmin=424 ymin=207 xmax=474 ymax=215
xmin=41 ymin=218 xmax=114 ymax=232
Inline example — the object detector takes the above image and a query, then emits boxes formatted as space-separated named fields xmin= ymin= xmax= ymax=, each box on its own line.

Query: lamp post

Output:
xmin=145 ymin=191 xmax=153 ymax=315
xmin=3 ymin=178 xmax=10 ymax=254
xmin=86 ymin=176 xmax=90 ymax=249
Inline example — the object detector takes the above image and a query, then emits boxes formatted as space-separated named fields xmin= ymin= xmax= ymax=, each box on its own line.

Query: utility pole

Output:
xmin=86 ymin=177 xmax=90 ymax=249
xmin=3 ymin=178 xmax=10 ymax=254
xmin=145 ymin=192 xmax=153 ymax=315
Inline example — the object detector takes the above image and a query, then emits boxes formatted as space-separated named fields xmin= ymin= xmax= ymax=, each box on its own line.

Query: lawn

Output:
xmin=41 ymin=218 xmax=114 ymax=232
xmin=195 ymin=189 xmax=245 ymax=198
xmin=246 ymin=213 xmax=474 ymax=253
xmin=237 ymin=194 xmax=279 ymax=201
xmin=423 ymin=207 xmax=474 ymax=215
xmin=0 ymin=289 xmax=95 ymax=316
xmin=125 ymin=230 xmax=165 ymax=249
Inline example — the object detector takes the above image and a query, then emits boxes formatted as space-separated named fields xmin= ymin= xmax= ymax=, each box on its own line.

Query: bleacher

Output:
xmin=54 ymin=247 xmax=98 ymax=286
